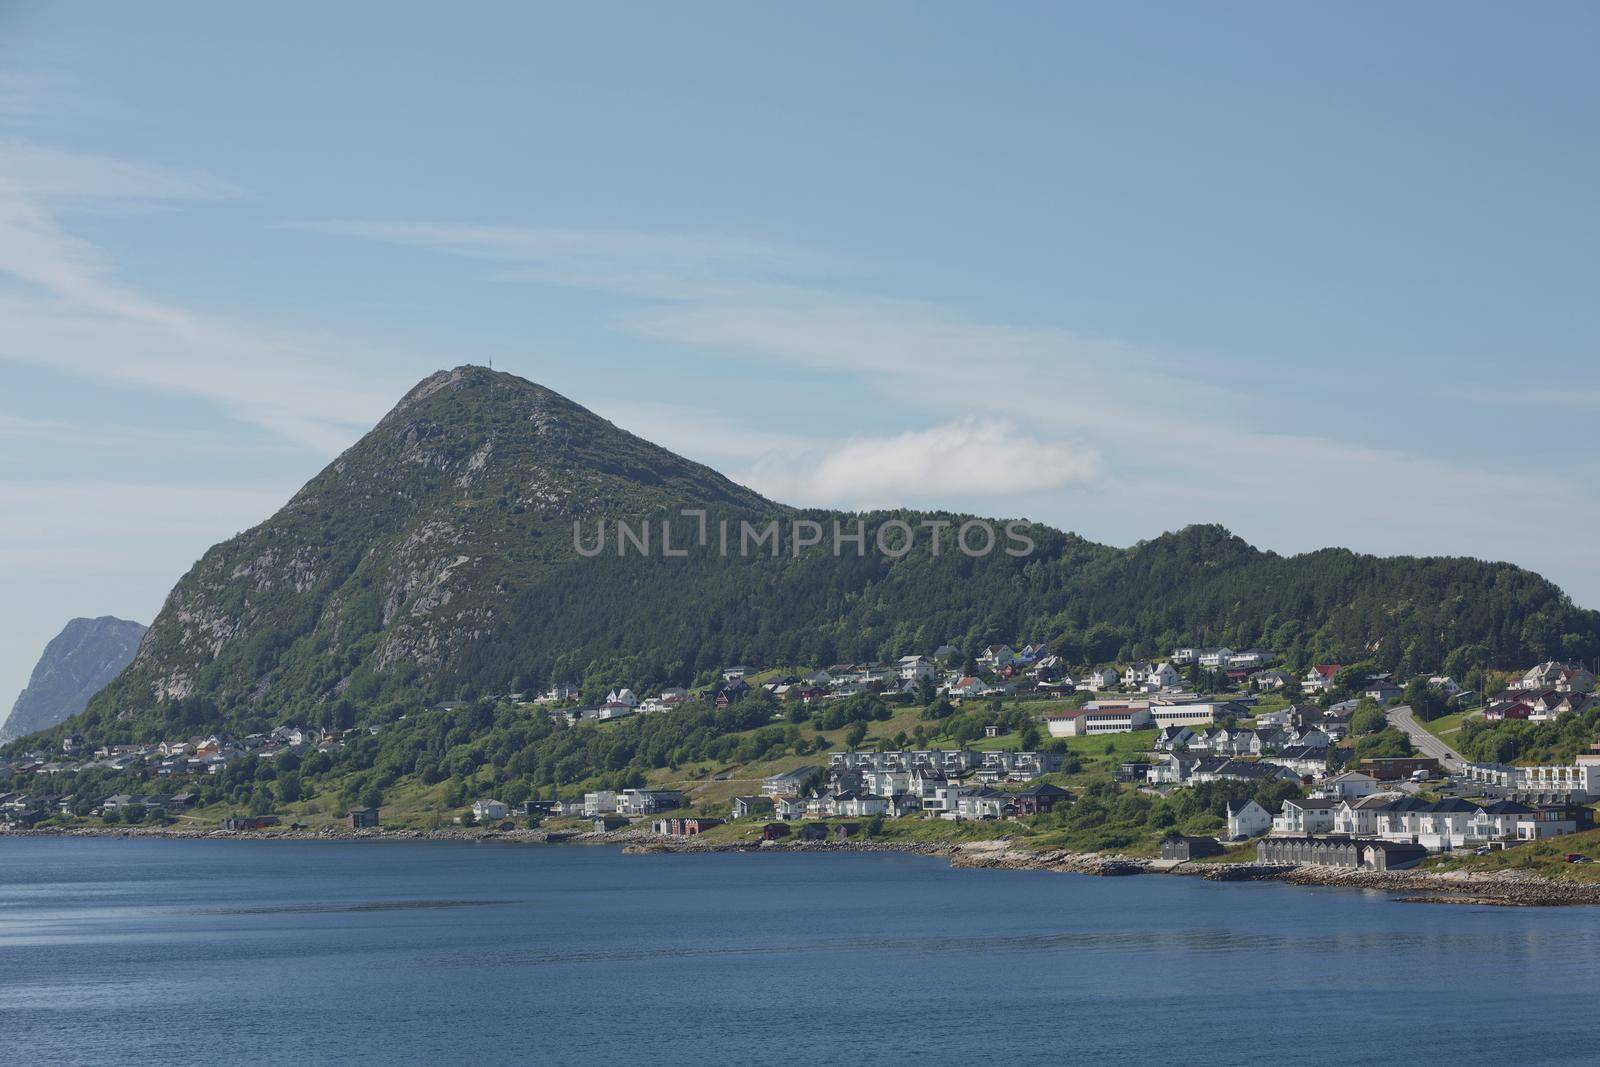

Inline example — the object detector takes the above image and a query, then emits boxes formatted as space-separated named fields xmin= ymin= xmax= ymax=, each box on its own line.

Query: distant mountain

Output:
xmin=2 ymin=617 xmax=146 ymax=742
xmin=31 ymin=365 xmax=1598 ymax=747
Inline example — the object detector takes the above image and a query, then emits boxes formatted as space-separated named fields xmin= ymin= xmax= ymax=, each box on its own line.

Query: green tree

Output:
xmin=1349 ymin=701 xmax=1387 ymax=736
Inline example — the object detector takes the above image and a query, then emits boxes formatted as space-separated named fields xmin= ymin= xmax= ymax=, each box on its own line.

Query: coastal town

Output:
xmin=5 ymin=643 xmax=1600 ymax=884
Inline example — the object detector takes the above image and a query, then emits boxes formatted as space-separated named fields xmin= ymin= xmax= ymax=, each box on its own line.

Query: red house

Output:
xmin=1484 ymin=702 xmax=1532 ymax=722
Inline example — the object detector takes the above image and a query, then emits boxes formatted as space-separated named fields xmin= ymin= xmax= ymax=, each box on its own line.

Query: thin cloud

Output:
xmin=0 ymin=138 xmax=241 ymax=202
xmin=0 ymin=140 xmax=400 ymax=451
xmin=292 ymin=220 xmax=845 ymax=301
xmin=281 ymin=215 xmax=1600 ymax=604
xmin=739 ymin=419 xmax=1103 ymax=508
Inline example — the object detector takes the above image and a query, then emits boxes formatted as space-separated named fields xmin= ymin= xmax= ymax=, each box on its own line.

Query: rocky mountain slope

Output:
xmin=24 ymin=365 xmax=1598 ymax=746
xmin=2 ymin=617 xmax=147 ymax=742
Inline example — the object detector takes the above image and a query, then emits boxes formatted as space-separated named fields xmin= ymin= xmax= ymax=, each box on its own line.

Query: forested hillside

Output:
xmin=14 ymin=365 xmax=1596 ymax=750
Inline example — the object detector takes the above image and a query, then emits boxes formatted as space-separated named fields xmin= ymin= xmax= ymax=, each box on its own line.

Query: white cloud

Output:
xmin=0 ymin=138 xmax=241 ymax=202
xmin=0 ymin=140 xmax=403 ymax=451
xmin=738 ymin=419 xmax=1102 ymax=508
xmin=292 ymin=220 xmax=843 ymax=301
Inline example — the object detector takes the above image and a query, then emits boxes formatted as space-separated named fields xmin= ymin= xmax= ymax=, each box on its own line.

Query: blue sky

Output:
xmin=1 ymin=2 xmax=1597 ymax=707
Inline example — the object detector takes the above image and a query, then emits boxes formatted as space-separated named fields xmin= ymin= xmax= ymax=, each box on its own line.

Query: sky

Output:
xmin=1 ymin=2 xmax=1596 ymax=710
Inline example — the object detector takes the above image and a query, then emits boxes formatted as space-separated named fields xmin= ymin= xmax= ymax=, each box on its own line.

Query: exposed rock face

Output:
xmin=2 ymin=617 xmax=146 ymax=742
xmin=80 ymin=365 xmax=774 ymax=724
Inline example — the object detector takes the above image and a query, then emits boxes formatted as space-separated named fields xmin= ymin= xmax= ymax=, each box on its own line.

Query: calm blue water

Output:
xmin=1 ymin=838 xmax=1596 ymax=1066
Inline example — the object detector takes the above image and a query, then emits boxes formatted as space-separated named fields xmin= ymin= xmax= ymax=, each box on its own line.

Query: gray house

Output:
xmin=1159 ymin=834 xmax=1223 ymax=861
xmin=762 ymin=766 xmax=823 ymax=797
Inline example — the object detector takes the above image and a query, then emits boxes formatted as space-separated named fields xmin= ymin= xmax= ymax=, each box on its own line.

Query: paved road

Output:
xmin=1387 ymin=703 xmax=1467 ymax=770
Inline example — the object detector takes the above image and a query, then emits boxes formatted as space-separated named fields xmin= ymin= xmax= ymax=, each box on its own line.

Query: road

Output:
xmin=1387 ymin=703 xmax=1467 ymax=770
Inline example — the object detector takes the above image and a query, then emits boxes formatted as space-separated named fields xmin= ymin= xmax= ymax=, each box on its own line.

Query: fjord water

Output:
xmin=2 ymin=839 xmax=1597 ymax=1066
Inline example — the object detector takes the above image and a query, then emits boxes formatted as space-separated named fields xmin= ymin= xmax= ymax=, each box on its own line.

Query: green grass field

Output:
xmin=1418 ymin=707 xmax=1482 ymax=745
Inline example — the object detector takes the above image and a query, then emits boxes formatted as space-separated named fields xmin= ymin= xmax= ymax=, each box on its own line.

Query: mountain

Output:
xmin=2 ymin=617 xmax=147 ymax=742
xmin=24 ymin=365 xmax=1599 ymax=746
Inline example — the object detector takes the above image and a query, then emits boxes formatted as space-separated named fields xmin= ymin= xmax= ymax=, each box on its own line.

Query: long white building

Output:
xmin=1460 ymin=753 xmax=1600 ymax=799
xmin=1045 ymin=704 xmax=1153 ymax=737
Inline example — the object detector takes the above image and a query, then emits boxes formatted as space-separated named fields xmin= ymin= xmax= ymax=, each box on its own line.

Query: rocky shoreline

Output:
xmin=623 ymin=835 xmax=1600 ymax=906
xmin=6 ymin=825 xmax=1597 ymax=905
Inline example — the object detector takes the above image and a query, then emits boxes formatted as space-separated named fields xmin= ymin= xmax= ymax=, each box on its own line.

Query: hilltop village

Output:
xmin=6 ymin=644 xmax=1600 ymax=880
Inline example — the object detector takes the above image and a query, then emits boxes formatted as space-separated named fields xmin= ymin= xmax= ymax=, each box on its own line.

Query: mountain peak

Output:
xmin=1 ymin=617 xmax=146 ymax=742
xmin=26 ymin=373 xmax=1595 ymax=746
xmin=77 ymin=368 xmax=776 ymax=712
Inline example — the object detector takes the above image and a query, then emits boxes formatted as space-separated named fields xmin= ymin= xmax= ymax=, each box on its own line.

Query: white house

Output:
xmin=1320 ymin=770 xmax=1379 ymax=801
xmin=1519 ymin=661 xmax=1595 ymax=693
xmin=1198 ymin=648 xmax=1235 ymax=669
xmin=1333 ymin=793 xmax=1396 ymax=836
xmin=1226 ymin=798 xmax=1274 ymax=840
xmin=947 ymin=676 xmax=987 ymax=699
xmin=762 ymin=766 xmax=821 ymax=797
xmin=603 ymin=688 xmax=639 ymax=707
xmin=773 ymin=795 xmax=808 ymax=820
xmin=1373 ymin=798 xmax=1482 ymax=850
xmin=1471 ymin=801 xmax=1536 ymax=841
xmin=582 ymin=791 xmax=618 ymax=816
xmin=1272 ymin=797 xmax=1337 ymax=835
xmin=536 ymin=682 xmax=581 ymax=704
xmin=1148 ymin=662 xmax=1183 ymax=689
xmin=977 ymin=645 xmax=1016 ymax=669
xmin=1086 ymin=666 xmax=1121 ymax=690
xmin=472 ymin=798 xmax=509 ymax=821
xmin=1249 ymin=669 xmax=1291 ymax=691
xmin=953 ymin=788 xmax=1009 ymax=820
xmin=1153 ymin=725 xmax=1198 ymax=751
xmin=834 ymin=792 xmax=889 ymax=818
xmin=1171 ymin=647 xmax=1200 ymax=666
xmin=919 ymin=780 xmax=967 ymax=815
xmin=1029 ymin=654 xmax=1066 ymax=678
xmin=1303 ymin=665 xmax=1340 ymax=692
xmin=897 ymin=655 xmax=936 ymax=682
xmin=1122 ymin=662 xmax=1155 ymax=688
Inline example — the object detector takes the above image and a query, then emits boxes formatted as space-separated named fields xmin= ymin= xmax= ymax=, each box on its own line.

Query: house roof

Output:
xmin=1480 ymin=800 xmax=1536 ymax=815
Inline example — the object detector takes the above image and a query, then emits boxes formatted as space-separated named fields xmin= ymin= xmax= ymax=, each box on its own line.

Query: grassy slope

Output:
xmin=1434 ymin=828 xmax=1600 ymax=883
xmin=1418 ymin=707 xmax=1483 ymax=746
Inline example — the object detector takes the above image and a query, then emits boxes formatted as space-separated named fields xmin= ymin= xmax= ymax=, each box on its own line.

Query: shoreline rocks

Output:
xmin=6 ymin=826 xmax=1598 ymax=906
